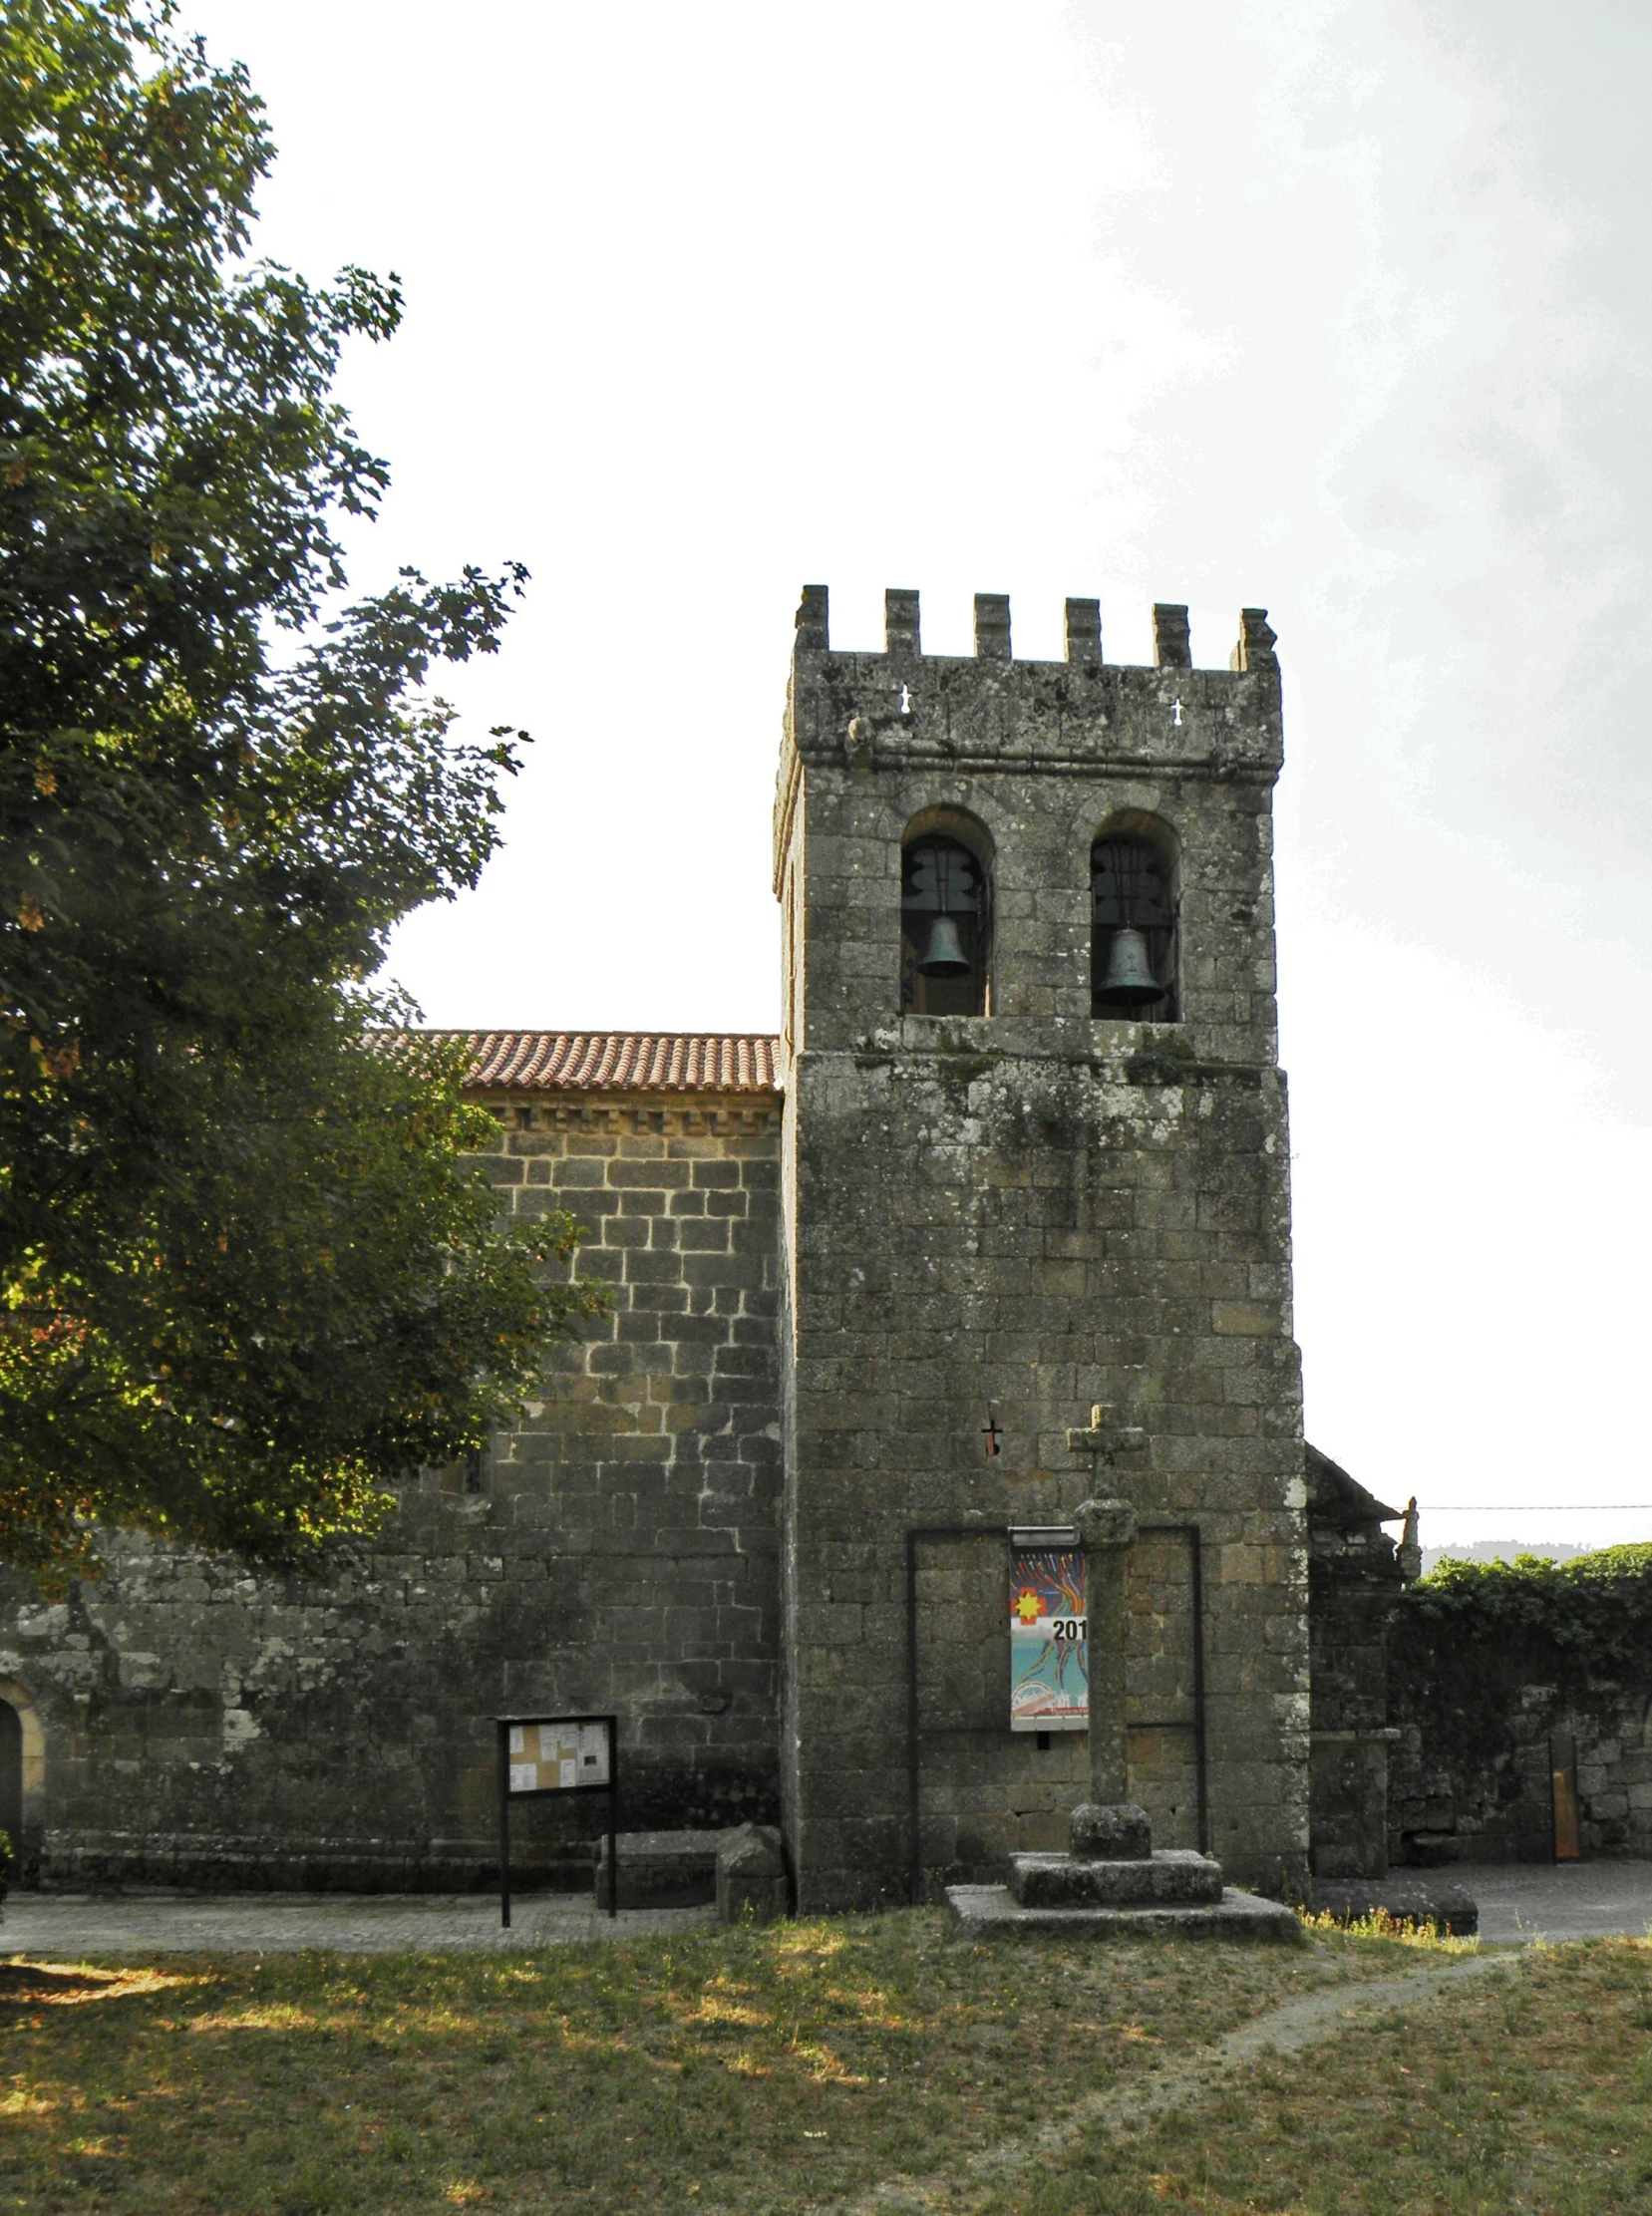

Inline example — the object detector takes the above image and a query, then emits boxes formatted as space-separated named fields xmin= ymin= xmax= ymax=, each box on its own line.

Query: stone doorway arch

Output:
xmin=0 ymin=1679 xmax=45 ymax=1869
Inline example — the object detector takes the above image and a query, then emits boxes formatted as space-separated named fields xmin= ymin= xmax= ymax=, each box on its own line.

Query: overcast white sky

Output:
xmin=181 ymin=0 xmax=1652 ymax=1549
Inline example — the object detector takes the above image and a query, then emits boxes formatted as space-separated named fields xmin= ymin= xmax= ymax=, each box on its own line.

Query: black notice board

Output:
xmin=496 ymin=1713 xmax=619 ymax=1926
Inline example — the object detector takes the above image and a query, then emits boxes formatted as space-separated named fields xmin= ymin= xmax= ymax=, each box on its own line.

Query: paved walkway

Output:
xmin=0 ymin=1889 xmax=716 ymax=1955
xmin=1467 ymin=1856 xmax=1652 ymax=1943
xmin=3 ymin=1859 xmax=1650 ymax=1957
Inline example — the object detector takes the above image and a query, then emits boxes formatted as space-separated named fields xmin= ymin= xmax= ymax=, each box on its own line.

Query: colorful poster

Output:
xmin=505 ymin=1719 xmax=611 ymax=1794
xmin=1009 ymin=1546 xmax=1088 ymax=1732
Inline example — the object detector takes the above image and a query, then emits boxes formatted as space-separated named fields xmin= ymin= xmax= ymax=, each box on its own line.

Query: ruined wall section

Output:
xmin=1390 ymin=1682 xmax=1652 ymax=1866
xmin=0 ymin=1087 xmax=784 ymax=1889
xmin=777 ymin=590 xmax=1309 ymax=1909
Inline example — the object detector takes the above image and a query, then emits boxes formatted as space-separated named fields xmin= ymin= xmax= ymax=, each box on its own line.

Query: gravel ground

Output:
xmin=2 ymin=1858 xmax=1648 ymax=1957
xmin=0 ymin=1888 xmax=715 ymax=1954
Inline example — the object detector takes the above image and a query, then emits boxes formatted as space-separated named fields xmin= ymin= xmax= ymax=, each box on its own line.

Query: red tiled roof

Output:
xmin=435 ymin=1031 xmax=783 ymax=1096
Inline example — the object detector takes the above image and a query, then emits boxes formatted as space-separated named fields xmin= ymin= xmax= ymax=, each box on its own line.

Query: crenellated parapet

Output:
xmin=776 ymin=588 xmax=1281 ymax=892
xmin=773 ymin=583 xmax=1288 ymax=1055
xmin=793 ymin=583 xmax=1276 ymax=675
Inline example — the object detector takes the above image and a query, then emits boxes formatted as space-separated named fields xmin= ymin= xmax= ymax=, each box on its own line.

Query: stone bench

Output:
xmin=594 ymin=1824 xmax=786 ymax=1921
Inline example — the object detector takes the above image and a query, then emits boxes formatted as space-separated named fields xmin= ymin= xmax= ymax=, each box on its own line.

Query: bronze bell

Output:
xmin=917 ymin=914 xmax=970 ymax=977
xmin=1095 ymin=925 xmax=1162 ymax=1009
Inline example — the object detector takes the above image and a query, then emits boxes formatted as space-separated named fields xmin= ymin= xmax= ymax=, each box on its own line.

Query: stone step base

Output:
xmin=1010 ymin=1848 xmax=1225 ymax=1909
xmin=948 ymin=1883 xmax=1304 ymax=1944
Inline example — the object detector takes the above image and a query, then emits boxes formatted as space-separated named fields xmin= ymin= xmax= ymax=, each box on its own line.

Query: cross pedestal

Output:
xmin=944 ymin=1443 xmax=1300 ymax=1936
xmin=1072 ymin=1491 xmax=1153 ymax=1860
xmin=1064 ymin=1405 xmax=1152 ymax=1854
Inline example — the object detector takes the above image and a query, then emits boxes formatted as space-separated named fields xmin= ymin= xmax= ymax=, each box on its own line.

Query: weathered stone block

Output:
xmin=1011 ymin=1848 xmax=1225 ymax=1908
xmin=716 ymin=1822 xmax=788 ymax=1923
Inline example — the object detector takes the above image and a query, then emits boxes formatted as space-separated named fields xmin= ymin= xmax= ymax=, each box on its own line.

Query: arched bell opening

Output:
xmin=1092 ymin=818 xmax=1179 ymax=1021
xmin=900 ymin=810 xmax=993 ymax=1017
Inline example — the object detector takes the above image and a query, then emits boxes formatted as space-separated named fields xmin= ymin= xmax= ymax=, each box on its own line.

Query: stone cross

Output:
xmin=1067 ymin=1405 xmax=1146 ymax=1814
xmin=1065 ymin=1402 xmax=1145 ymax=1476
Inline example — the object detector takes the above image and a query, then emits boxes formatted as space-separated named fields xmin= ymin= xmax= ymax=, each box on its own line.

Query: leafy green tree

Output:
xmin=0 ymin=0 xmax=602 ymax=1586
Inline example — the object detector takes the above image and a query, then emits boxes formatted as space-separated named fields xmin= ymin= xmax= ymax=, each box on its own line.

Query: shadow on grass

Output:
xmin=0 ymin=1958 xmax=196 ymax=2011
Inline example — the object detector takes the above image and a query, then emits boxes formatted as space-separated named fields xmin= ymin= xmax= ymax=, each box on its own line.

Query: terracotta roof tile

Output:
xmin=428 ymin=1031 xmax=783 ymax=1096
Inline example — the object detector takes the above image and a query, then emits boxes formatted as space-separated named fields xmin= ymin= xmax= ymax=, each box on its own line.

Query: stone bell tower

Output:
xmin=773 ymin=586 xmax=1310 ymax=1912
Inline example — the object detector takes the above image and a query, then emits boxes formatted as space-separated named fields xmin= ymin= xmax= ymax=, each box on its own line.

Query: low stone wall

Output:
xmin=1391 ymin=1682 xmax=1652 ymax=1867
xmin=1384 ymin=1555 xmax=1652 ymax=1867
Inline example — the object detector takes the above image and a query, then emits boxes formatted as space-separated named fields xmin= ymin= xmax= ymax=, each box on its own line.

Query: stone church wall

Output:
xmin=0 ymin=1087 xmax=784 ymax=1890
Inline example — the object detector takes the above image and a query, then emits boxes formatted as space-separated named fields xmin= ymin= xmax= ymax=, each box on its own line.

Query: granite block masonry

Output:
xmin=0 ymin=587 xmax=1313 ymax=1907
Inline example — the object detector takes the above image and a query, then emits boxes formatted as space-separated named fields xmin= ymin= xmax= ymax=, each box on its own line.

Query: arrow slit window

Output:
xmin=1092 ymin=828 xmax=1178 ymax=1020
xmin=900 ymin=824 xmax=991 ymax=1016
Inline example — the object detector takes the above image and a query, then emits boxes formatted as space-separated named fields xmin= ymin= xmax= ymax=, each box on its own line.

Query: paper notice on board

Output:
xmin=1009 ymin=1548 xmax=1088 ymax=1731
xmin=577 ymin=1723 xmax=610 ymax=1783
xmin=503 ymin=1719 xmax=613 ymax=1791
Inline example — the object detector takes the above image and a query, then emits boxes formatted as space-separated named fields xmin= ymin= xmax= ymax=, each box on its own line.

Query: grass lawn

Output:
xmin=0 ymin=1913 xmax=1383 ymax=2214
xmin=0 ymin=1913 xmax=1642 ymax=2214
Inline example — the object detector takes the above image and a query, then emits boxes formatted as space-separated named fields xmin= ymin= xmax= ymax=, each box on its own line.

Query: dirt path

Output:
xmin=824 ymin=1948 xmax=1518 ymax=2215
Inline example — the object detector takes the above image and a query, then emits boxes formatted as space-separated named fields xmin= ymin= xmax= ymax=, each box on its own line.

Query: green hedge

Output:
xmin=1400 ymin=1545 xmax=1652 ymax=1684
xmin=1390 ymin=1547 xmax=1652 ymax=1789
